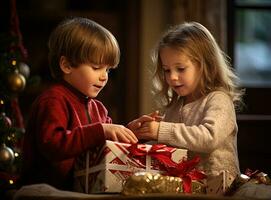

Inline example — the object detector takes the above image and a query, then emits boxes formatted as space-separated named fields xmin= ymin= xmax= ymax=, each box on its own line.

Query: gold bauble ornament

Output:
xmin=0 ymin=143 xmax=15 ymax=166
xmin=18 ymin=62 xmax=30 ymax=78
xmin=8 ymin=71 xmax=26 ymax=92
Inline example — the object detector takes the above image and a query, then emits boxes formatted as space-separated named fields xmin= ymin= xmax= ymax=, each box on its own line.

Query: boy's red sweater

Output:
xmin=21 ymin=81 xmax=111 ymax=190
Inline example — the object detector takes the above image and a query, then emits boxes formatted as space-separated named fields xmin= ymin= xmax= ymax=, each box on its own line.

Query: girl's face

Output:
xmin=63 ymin=62 xmax=110 ymax=98
xmin=160 ymin=47 xmax=200 ymax=104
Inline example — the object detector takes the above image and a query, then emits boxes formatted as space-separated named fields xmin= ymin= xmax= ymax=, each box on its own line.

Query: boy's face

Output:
xmin=62 ymin=62 xmax=110 ymax=98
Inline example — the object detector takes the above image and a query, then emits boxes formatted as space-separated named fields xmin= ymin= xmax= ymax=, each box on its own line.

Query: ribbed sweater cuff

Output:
xmin=158 ymin=121 xmax=173 ymax=143
xmin=83 ymin=122 xmax=105 ymax=149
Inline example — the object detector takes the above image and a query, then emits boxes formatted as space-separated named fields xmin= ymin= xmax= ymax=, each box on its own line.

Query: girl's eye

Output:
xmin=177 ymin=67 xmax=185 ymax=72
xmin=163 ymin=69 xmax=170 ymax=73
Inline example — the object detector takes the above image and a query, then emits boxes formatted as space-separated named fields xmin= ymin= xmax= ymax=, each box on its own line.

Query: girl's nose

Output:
xmin=169 ymin=71 xmax=178 ymax=81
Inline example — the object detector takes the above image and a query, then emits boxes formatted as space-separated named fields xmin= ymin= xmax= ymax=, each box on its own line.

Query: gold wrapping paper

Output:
xmin=225 ymin=172 xmax=271 ymax=196
xmin=248 ymin=172 xmax=271 ymax=185
xmin=122 ymin=172 xmax=205 ymax=195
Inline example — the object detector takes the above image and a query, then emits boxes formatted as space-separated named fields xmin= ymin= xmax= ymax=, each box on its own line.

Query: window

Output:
xmin=229 ymin=0 xmax=271 ymax=115
xmin=230 ymin=0 xmax=271 ymax=173
xmin=235 ymin=0 xmax=271 ymax=87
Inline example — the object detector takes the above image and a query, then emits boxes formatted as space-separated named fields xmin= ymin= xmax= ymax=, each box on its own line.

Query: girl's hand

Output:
xmin=102 ymin=124 xmax=138 ymax=144
xmin=127 ymin=115 xmax=154 ymax=132
xmin=127 ymin=110 xmax=163 ymax=132
xmin=135 ymin=121 xmax=160 ymax=140
xmin=149 ymin=110 xmax=163 ymax=122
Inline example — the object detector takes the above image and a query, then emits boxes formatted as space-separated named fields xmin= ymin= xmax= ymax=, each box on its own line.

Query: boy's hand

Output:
xmin=102 ymin=124 xmax=138 ymax=144
xmin=135 ymin=121 xmax=159 ymax=140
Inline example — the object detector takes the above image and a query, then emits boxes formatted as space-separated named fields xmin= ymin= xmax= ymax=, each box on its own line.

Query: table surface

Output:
xmin=10 ymin=190 xmax=259 ymax=200
xmin=13 ymin=193 xmax=259 ymax=200
xmin=10 ymin=184 xmax=263 ymax=200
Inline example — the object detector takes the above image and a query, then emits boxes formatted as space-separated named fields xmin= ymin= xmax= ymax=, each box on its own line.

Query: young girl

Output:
xmin=128 ymin=22 xmax=244 ymax=178
xmin=21 ymin=17 xmax=137 ymax=190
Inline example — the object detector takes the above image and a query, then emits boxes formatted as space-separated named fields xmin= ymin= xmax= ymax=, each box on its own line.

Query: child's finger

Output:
xmin=138 ymin=115 xmax=155 ymax=122
xmin=118 ymin=134 xmax=130 ymax=143
xmin=149 ymin=111 xmax=163 ymax=122
xmin=154 ymin=115 xmax=163 ymax=122
xmin=124 ymin=128 xmax=138 ymax=143
xmin=135 ymin=127 xmax=150 ymax=135
xmin=127 ymin=121 xmax=140 ymax=131
xmin=133 ymin=122 xmax=141 ymax=129
xmin=111 ymin=133 xmax=118 ymax=142
xmin=149 ymin=110 xmax=159 ymax=117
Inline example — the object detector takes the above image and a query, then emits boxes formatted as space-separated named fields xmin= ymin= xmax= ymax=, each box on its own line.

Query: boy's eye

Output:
xmin=106 ymin=68 xmax=111 ymax=73
xmin=91 ymin=65 xmax=100 ymax=70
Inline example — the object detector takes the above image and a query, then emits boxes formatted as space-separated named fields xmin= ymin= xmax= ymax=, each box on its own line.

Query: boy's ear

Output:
xmin=59 ymin=56 xmax=72 ymax=74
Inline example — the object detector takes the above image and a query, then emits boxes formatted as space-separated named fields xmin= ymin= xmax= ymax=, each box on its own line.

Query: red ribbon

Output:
xmin=128 ymin=143 xmax=206 ymax=193
xmin=245 ymin=168 xmax=260 ymax=178
xmin=165 ymin=156 xmax=206 ymax=193
xmin=128 ymin=143 xmax=178 ymax=167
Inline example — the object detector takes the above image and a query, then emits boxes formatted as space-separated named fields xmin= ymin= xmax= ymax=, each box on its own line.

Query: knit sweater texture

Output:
xmin=158 ymin=91 xmax=240 ymax=177
xmin=21 ymin=81 xmax=110 ymax=189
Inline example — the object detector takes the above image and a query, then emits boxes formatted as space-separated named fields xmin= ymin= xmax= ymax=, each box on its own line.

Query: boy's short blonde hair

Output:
xmin=48 ymin=17 xmax=120 ymax=79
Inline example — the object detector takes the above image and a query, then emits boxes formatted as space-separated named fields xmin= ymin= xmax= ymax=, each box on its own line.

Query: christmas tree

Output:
xmin=0 ymin=0 xmax=30 ymax=192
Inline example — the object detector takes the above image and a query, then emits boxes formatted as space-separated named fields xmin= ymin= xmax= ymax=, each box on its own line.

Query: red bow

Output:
xmin=245 ymin=168 xmax=260 ymax=178
xmin=128 ymin=143 xmax=206 ymax=193
xmin=165 ymin=156 xmax=206 ymax=193
xmin=128 ymin=143 xmax=178 ymax=167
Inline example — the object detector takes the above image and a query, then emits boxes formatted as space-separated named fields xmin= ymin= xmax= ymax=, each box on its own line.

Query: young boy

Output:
xmin=21 ymin=17 xmax=138 ymax=190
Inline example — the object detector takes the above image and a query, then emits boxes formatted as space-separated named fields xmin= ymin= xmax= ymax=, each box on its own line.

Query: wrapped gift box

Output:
xmin=73 ymin=140 xmax=187 ymax=193
xmin=206 ymin=170 xmax=235 ymax=195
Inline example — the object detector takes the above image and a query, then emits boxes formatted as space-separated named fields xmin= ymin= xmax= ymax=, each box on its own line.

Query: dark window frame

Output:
xmin=228 ymin=0 xmax=271 ymax=117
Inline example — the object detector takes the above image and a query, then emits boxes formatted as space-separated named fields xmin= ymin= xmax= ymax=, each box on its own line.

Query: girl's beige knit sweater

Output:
xmin=158 ymin=91 xmax=240 ymax=177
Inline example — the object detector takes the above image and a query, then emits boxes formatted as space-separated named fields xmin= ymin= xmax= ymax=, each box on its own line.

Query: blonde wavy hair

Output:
xmin=152 ymin=22 xmax=244 ymax=111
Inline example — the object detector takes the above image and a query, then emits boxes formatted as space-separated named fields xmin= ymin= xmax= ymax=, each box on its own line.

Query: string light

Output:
xmin=11 ymin=60 xmax=17 ymax=66
xmin=9 ymin=179 xmax=14 ymax=184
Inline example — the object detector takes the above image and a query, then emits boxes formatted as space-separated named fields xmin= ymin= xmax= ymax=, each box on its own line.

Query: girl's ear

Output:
xmin=59 ymin=56 xmax=72 ymax=74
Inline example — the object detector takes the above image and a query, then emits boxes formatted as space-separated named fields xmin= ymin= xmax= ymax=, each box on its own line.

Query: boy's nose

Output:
xmin=100 ymin=70 xmax=108 ymax=81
